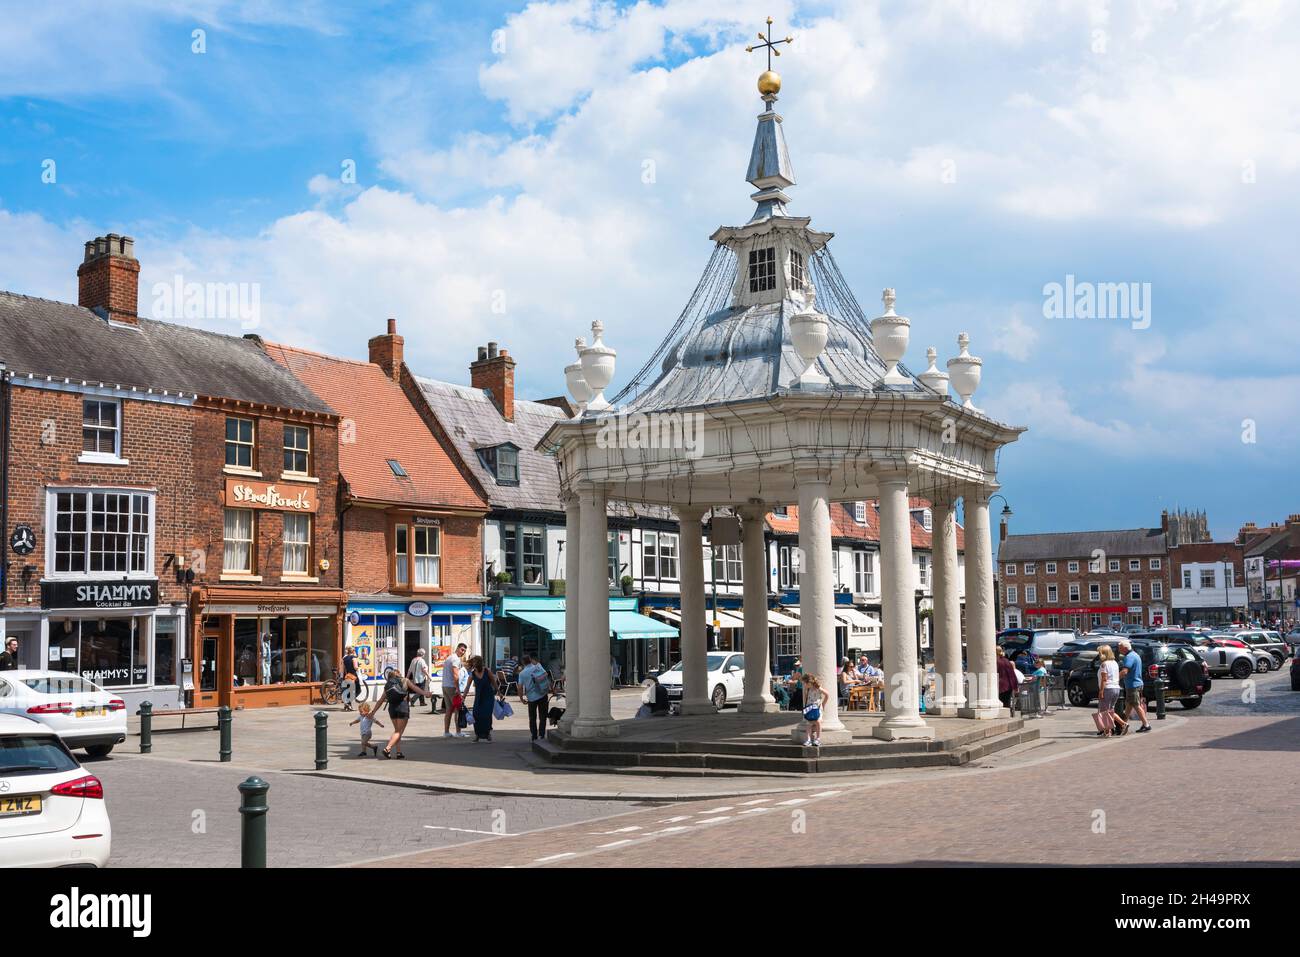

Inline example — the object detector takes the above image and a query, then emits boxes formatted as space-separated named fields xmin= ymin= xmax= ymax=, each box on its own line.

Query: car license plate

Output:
xmin=0 ymin=794 xmax=42 ymax=817
xmin=666 ymin=687 xmax=682 ymax=698
xmin=75 ymin=707 xmax=106 ymax=719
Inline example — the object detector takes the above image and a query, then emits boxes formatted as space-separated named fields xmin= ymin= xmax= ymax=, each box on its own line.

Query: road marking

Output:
xmin=775 ymin=798 xmax=808 ymax=806
xmin=657 ymin=815 xmax=692 ymax=823
xmin=424 ymin=826 xmax=517 ymax=836
xmin=739 ymin=798 xmax=771 ymax=805
xmin=739 ymin=807 xmax=772 ymax=815
xmin=534 ymin=852 xmax=576 ymax=863
xmin=598 ymin=839 xmax=634 ymax=848
xmin=650 ymin=826 xmax=689 ymax=834
xmin=699 ymin=806 xmax=734 ymax=814
xmin=811 ymin=790 xmax=842 ymax=797
xmin=696 ymin=816 xmax=732 ymax=824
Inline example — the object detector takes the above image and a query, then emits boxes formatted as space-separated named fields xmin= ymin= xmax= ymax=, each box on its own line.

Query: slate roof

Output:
xmin=1000 ymin=528 xmax=1167 ymax=561
xmin=264 ymin=343 xmax=485 ymax=510
xmin=414 ymin=377 xmax=569 ymax=513
xmin=0 ymin=290 xmax=332 ymax=414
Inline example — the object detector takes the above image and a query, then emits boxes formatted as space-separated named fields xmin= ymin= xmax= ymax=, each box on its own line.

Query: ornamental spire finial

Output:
xmin=743 ymin=16 xmax=796 ymax=221
xmin=745 ymin=15 xmax=793 ymax=95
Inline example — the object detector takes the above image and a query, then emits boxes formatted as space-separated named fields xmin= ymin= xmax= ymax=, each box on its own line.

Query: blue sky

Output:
xmin=2 ymin=0 xmax=1298 ymax=541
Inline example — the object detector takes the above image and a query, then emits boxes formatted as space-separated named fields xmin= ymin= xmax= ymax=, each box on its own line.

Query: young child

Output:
xmin=800 ymin=673 xmax=827 ymax=748
xmin=349 ymin=702 xmax=384 ymax=757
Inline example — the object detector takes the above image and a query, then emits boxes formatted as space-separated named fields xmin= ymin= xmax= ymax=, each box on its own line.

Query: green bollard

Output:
xmin=218 ymin=705 xmax=233 ymax=762
xmin=237 ymin=776 xmax=270 ymax=868
xmin=314 ymin=710 xmax=328 ymax=770
xmin=138 ymin=701 xmax=152 ymax=754
xmin=1155 ymin=675 xmax=1167 ymax=721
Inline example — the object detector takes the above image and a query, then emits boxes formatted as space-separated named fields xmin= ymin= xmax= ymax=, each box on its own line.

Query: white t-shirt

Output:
xmin=441 ymin=654 xmax=462 ymax=689
xmin=1100 ymin=660 xmax=1120 ymax=690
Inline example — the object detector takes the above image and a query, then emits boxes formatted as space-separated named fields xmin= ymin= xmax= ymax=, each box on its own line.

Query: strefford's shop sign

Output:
xmin=223 ymin=478 xmax=318 ymax=513
xmin=43 ymin=580 xmax=159 ymax=609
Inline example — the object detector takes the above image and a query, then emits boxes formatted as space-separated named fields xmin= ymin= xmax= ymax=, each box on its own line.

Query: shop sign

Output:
xmin=413 ymin=516 xmax=441 ymax=527
xmin=42 ymin=580 xmax=159 ymax=609
xmin=407 ymin=601 xmax=431 ymax=617
xmin=82 ymin=665 xmax=148 ymax=687
xmin=223 ymin=478 xmax=318 ymax=513
xmin=204 ymin=603 xmax=337 ymax=615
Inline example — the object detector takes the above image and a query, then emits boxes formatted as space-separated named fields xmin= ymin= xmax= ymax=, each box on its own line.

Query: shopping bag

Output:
xmin=456 ymin=705 xmax=469 ymax=729
xmin=493 ymin=697 xmax=513 ymax=720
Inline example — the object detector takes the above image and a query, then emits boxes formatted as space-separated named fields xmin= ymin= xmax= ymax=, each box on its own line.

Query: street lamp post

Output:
xmin=987 ymin=495 xmax=1014 ymax=629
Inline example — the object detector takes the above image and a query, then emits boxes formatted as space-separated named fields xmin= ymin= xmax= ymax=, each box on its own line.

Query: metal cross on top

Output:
xmin=745 ymin=15 xmax=793 ymax=71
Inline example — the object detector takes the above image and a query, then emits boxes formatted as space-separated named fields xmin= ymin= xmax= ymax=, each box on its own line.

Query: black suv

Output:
xmin=1064 ymin=638 xmax=1211 ymax=709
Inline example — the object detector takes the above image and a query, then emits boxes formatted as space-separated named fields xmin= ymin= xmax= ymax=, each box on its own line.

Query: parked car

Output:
xmin=1053 ymin=636 xmax=1120 ymax=675
xmin=997 ymin=628 xmax=1077 ymax=664
xmin=0 ymin=671 xmax=128 ymax=757
xmin=1231 ymin=631 xmax=1289 ymax=669
xmin=1184 ymin=636 xmax=1272 ymax=679
xmin=0 ymin=714 xmax=111 ymax=867
xmin=657 ymin=652 xmax=745 ymax=711
xmin=1064 ymin=639 xmax=1210 ymax=709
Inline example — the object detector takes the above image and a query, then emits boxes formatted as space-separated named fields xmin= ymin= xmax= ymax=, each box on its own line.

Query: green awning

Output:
xmin=610 ymin=610 xmax=679 ymax=641
xmin=504 ymin=609 xmax=566 ymax=640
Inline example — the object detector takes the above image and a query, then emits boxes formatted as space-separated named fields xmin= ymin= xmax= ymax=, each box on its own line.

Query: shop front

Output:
xmin=344 ymin=598 xmax=485 ymax=686
xmin=8 ymin=579 xmax=188 ymax=711
xmin=497 ymin=595 xmax=679 ymax=684
xmin=188 ymin=586 xmax=346 ymax=709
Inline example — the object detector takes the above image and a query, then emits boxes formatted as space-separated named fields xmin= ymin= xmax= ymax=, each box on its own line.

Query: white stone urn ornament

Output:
xmin=917 ymin=346 xmax=950 ymax=396
xmin=789 ymin=310 xmax=830 ymax=388
xmin=870 ymin=288 xmax=911 ymax=385
xmin=565 ymin=337 xmax=593 ymax=416
xmin=946 ymin=332 xmax=982 ymax=411
xmin=579 ymin=321 xmax=616 ymax=411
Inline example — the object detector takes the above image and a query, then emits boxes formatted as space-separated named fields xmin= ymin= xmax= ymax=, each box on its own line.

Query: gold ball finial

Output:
xmin=758 ymin=69 xmax=781 ymax=94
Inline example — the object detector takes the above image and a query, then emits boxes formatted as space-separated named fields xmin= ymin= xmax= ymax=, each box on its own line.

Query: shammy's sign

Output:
xmin=42 ymin=580 xmax=159 ymax=609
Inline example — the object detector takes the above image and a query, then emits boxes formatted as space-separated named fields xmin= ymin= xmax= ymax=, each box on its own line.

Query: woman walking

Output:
xmin=376 ymin=665 xmax=425 ymax=759
xmin=465 ymin=656 xmax=500 ymax=742
xmin=996 ymin=646 xmax=1019 ymax=710
xmin=1093 ymin=644 xmax=1125 ymax=737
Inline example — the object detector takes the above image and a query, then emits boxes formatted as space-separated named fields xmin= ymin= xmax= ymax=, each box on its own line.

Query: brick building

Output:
xmin=0 ymin=234 xmax=346 ymax=712
xmin=998 ymin=527 xmax=1171 ymax=630
xmin=1169 ymin=538 xmax=1246 ymax=626
xmin=265 ymin=319 xmax=489 ymax=681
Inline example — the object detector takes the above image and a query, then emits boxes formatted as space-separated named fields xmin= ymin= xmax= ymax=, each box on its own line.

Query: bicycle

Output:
xmin=320 ymin=670 xmax=370 ymax=706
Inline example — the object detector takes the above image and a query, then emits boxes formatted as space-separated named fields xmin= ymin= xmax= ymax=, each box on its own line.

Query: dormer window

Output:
xmin=789 ymin=249 xmax=805 ymax=291
xmin=748 ymin=247 xmax=776 ymax=293
xmin=479 ymin=444 xmax=520 ymax=485
xmin=853 ymin=501 xmax=866 ymax=524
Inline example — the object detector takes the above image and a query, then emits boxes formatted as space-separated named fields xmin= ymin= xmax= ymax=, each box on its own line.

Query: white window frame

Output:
xmin=1108 ymin=559 xmax=1120 ymax=572
xmin=657 ymin=532 xmax=679 ymax=581
xmin=283 ymin=425 xmax=311 ymax=477
xmin=1005 ymin=563 xmax=1016 ymax=576
xmin=79 ymin=398 xmax=126 ymax=464
xmin=1025 ymin=585 xmax=1037 ymax=604
xmin=1149 ymin=558 xmax=1162 ymax=570
xmin=223 ymin=507 xmax=255 ymax=575
xmin=1023 ymin=562 xmax=1036 ymax=574
xmin=225 ymin=415 xmax=257 ymax=471
xmin=45 ymin=488 xmax=154 ymax=580
xmin=1068 ymin=583 xmax=1080 ymax=601
xmin=917 ymin=554 xmax=929 ymax=588
xmin=1067 ymin=561 xmax=1079 ymax=574
xmin=1128 ymin=559 xmax=1141 ymax=571
xmin=1150 ymin=581 xmax=1163 ymax=600
xmin=1045 ymin=562 xmax=1057 ymax=574
xmin=853 ymin=501 xmax=866 ymax=524
xmin=1130 ymin=581 xmax=1142 ymax=600
xmin=414 ymin=524 xmax=441 ymax=587
xmin=854 ymin=551 xmax=874 ymax=594
xmin=1089 ymin=582 xmax=1101 ymax=601
xmin=282 ymin=513 xmax=311 ymax=576
xmin=1047 ymin=584 xmax=1058 ymax=602
xmin=1006 ymin=585 xmax=1018 ymax=604
xmin=1109 ymin=582 xmax=1121 ymax=600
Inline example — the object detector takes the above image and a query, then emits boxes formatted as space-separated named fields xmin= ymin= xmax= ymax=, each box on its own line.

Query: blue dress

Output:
xmin=470 ymin=670 xmax=496 ymax=740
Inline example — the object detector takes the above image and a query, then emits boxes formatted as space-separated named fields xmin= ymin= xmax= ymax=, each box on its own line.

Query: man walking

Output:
xmin=442 ymin=642 xmax=468 ymax=738
xmin=0 ymin=636 xmax=19 ymax=671
xmin=517 ymin=653 xmax=552 ymax=741
xmin=407 ymin=647 xmax=431 ymax=711
xmin=341 ymin=645 xmax=360 ymax=711
xmin=1117 ymin=639 xmax=1150 ymax=734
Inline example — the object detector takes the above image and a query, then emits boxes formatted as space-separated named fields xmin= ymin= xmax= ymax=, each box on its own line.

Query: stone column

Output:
xmin=738 ymin=503 xmax=777 ymax=713
xmin=930 ymin=497 xmax=966 ymax=716
xmin=558 ymin=492 xmax=581 ymax=734
xmin=794 ymin=469 xmax=850 ymax=743
xmin=572 ymin=484 xmax=617 ymax=738
xmin=677 ymin=505 xmax=713 ymax=715
xmin=873 ymin=470 xmax=935 ymax=741
xmin=959 ymin=484 xmax=1002 ymax=717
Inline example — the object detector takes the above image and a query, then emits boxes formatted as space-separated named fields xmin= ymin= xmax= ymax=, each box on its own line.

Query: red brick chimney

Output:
xmin=470 ymin=342 xmax=516 ymax=421
xmin=78 ymin=234 xmax=140 ymax=324
xmin=368 ymin=317 xmax=404 ymax=382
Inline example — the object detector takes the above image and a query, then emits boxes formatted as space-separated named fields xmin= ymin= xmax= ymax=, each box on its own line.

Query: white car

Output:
xmin=0 ymin=671 xmax=128 ymax=757
xmin=656 ymin=652 xmax=745 ymax=711
xmin=0 ymin=714 xmax=111 ymax=867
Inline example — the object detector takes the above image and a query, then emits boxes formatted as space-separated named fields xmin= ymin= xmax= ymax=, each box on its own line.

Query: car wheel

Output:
xmin=1180 ymin=697 xmax=1202 ymax=710
xmin=1256 ymin=657 xmax=1272 ymax=673
xmin=711 ymin=684 xmax=727 ymax=711
xmin=1229 ymin=658 xmax=1253 ymax=679
xmin=85 ymin=744 xmax=114 ymax=758
xmin=1067 ymin=681 xmax=1089 ymax=707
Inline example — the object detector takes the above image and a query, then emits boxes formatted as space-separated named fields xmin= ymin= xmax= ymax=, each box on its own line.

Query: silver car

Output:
xmin=1197 ymin=635 xmax=1273 ymax=678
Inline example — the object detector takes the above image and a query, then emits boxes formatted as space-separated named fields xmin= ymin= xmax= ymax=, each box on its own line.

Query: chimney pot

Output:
xmin=367 ymin=318 xmax=405 ymax=382
xmin=77 ymin=233 xmax=141 ymax=324
xmin=487 ymin=341 xmax=499 ymax=359
xmin=387 ymin=317 xmax=397 ymax=335
xmin=477 ymin=346 xmax=488 ymax=362
xmin=470 ymin=342 xmax=516 ymax=421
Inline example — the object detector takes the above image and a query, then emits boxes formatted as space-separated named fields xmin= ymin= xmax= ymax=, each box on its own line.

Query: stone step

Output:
xmin=532 ymin=726 xmax=1039 ymax=775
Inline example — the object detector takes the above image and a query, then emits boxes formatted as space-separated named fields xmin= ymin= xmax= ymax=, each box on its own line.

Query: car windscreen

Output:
xmin=0 ymin=734 xmax=79 ymax=776
xmin=20 ymin=675 xmax=101 ymax=695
